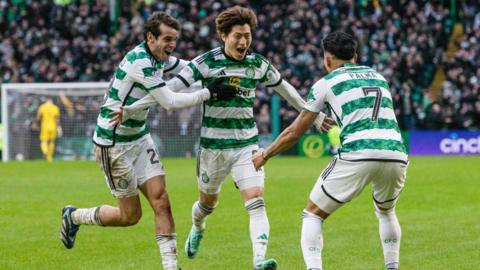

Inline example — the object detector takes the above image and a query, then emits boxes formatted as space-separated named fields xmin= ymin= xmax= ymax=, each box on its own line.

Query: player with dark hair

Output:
xmin=253 ymin=31 xmax=408 ymax=270
xmin=60 ymin=11 xmax=235 ymax=270
xmin=122 ymin=6 xmax=332 ymax=270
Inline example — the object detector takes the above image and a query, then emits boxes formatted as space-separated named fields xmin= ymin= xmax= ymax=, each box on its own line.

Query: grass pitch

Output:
xmin=0 ymin=156 xmax=479 ymax=270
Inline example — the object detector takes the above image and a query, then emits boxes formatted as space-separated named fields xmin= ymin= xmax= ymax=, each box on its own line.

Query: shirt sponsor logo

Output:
xmin=229 ymin=77 xmax=241 ymax=87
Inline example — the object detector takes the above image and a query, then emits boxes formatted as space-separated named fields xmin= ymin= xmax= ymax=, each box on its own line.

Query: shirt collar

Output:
xmin=221 ymin=47 xmax=251 ymax=62
xmin=342 ymin=63 xmax=358 ymax=67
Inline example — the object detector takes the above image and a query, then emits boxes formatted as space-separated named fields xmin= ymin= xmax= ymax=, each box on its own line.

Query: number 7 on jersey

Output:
xmin=362 ymin=87 xmax=382 ymax=122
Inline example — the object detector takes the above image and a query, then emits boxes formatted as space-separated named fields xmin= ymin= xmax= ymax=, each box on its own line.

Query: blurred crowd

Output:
xmin=427 ymin=7 xmax=480 ymax=130
xmin=1 ymin=0 xmax=479 ymax=132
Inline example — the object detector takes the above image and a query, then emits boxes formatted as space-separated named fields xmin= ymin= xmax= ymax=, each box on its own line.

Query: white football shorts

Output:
xmin=310 ymin=157 xmax=408 ymax=214
xmin=196 ymin=144 xmax=264 ymax=194
xmin=94 ymin=134 xmax=165 ymax=198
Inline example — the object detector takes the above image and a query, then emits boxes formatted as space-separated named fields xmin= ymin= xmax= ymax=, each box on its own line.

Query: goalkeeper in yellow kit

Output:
xmin=37 ymin=97 xmax=61 ymax=161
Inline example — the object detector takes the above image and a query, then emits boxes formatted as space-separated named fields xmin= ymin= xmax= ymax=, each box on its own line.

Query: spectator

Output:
xmin=0 ymin=0 xmax=477 ymax=131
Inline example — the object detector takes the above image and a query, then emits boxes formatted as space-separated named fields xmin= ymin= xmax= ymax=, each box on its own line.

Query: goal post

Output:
xmin=2 ymin=83 xmax=108 ymax=162
xmin=1 ymin=82 xmax=202 ymax=161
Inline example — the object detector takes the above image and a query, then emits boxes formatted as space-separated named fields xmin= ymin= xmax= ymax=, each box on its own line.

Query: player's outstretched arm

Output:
xmin=270 ymin=80 xmax=305 ymax=111
xmin=111 ymin=75 xmax=202 ymax=115
xmin=252 ymin=110 xmax=319 ymax=170
xmin=142 ymin=78 xmax=236 ymax=111
xmin=110 ymin=78 xmax=236 ymax=125
xmin=270 ymin=80 xmax=329 ymax=132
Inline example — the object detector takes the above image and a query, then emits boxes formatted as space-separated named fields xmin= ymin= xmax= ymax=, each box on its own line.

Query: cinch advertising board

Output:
xmin=409 ymin=131 xmax=480 ymax=156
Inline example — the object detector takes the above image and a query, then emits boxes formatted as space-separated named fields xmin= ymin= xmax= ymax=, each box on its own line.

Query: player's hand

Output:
xmin=207 ymin=78 xmax=237 ymax=101
xmin=57 ymin=126 xmax=63 ymax=137
xmin=252 ymin=148 xmax=268 ymax=171
xmin=317 ymin=116 xmax=335 ymax=133
xmin=109 ymin=107 xmax=124 ymax=126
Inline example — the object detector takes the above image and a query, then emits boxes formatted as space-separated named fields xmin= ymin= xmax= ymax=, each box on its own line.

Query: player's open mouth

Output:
xmin=165 ymin=50 xmax=172 ymax=55
xmin=236 ymin=48 xmax=246 ymax=54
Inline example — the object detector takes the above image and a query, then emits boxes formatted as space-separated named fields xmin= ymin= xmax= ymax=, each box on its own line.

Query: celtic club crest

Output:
xmin=201 ymin=172 xmax=210 ymax=183
xmin=245 ymin=67 xmax=255 ymax=78
xmin=118 ymin=179 xmax=129 ymax=189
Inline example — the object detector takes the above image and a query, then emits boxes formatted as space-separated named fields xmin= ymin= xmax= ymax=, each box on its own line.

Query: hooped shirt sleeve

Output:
xmin=176 ymin=53 xmax=210 ymax=87
xmin=261 ymin=61 xmax=282 ymax=87
xmin=304 ymin=79 xmax=328 ymax=113
xmin=164 ymin=56 xmax=189 ymax=76
xmin=128 ymin=58 xmax=165 ymax=91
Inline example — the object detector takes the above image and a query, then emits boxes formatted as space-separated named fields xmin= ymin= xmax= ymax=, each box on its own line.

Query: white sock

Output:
xmin=375 ymin=208 xmax=401 ymax=270
xmin=156 ymin=234 xmax=177 ymax=270
xmin=192 ymin=201 xmax=214 ymax=231
xmin=245 ymin=197 xmax=269 ymax=264
xmin=71 ymin=207 xmax=102 ymax=225
xmin=301 ymin=210 xmax=324 ymax=270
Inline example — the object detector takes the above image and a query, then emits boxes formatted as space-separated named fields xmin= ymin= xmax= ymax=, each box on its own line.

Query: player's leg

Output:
xmin=301 ymin=199 xmax=327 ymax=270
xmin=372 ymin=162 xmax=408 ymax=270
xmin=45 ymin=129 xmax=56 ymax=161
xmin=39 ymin=129 xmax=48 ymax=160
xmin=61 ymin=144 xmax=142 ymax=249
xmin=140 ymin=175 xmax=178 ymax=270
xmin=136 ymin=137 xmax=178 ymax=270
xmin=186 ymin=148 xmax=228 ymax=259
xmin=46 ymin=140 xmax=55 ymax=161
xmin=240 ymin=187 xmax=277 ymax=270
xmin=194 ymin=191 xmax=219 ymax=231
xmin=47 ymin=140 xmax=56 ymax=161
xmin=40 ymin=140 xmax=48 ymax=159
xmin=61 ymin=191 xmax=142 ymax=249
xmin=303 ymin=158 xmax=372 ymax=270
xmin=232 ymin=146 xmax=276 ymax=270
xmin=185 ymin=191 xmax=218 ymax=259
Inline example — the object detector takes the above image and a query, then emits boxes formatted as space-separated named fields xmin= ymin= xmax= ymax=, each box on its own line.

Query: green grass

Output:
xmin=0 ymin=156 xmax=479 ymax=269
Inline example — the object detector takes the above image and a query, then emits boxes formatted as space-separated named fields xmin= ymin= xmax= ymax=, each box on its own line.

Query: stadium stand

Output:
xmin=0 ymin=0 xmax=479 ymax=133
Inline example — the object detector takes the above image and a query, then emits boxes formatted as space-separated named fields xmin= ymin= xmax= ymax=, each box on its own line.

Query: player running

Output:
xmin=120 ymin=6 xmax=331 ymax=270
xmin=60 ymin=11 xmax=235 ymax=270
xmin=253 ymin=31 xmax=408 ymax=270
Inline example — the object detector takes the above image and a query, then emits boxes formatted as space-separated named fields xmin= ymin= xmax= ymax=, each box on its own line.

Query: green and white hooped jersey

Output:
xmin=177 ymin=47 xmax=282 ymax=150
xmin=304 ymin=64 xmax=408 ymax=163
xmin=93 ymin=42 xmax=184 ymax=146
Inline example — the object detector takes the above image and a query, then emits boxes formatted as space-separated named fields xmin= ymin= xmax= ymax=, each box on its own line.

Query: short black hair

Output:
xmin=322 ymin=31 xmax=358 ymax=61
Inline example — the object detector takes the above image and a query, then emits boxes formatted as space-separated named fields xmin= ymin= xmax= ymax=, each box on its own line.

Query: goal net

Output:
xmin=1 ymin=83 xmax=202 ymax=161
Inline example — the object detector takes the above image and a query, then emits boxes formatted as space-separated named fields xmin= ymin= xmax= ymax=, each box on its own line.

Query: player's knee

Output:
xmin=151 ymin=190 xmax=173 ymax=214
xmin=245 ymin=197 xmax=265 ymax=215
xmin=374 ymin=202 xmax=396 ymax=217
xmin=199 ymin=193 xmax=219 ymax=209
xmin=120 ymin=209 xmax=142 ymax=226
xmin=302 ymin=209 xmax=324 ymax=222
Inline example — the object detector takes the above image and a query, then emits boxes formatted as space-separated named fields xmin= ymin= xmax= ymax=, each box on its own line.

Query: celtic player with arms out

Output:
xmin=122 ymin=6 xmax=330 ymax=270
xmin=253 ymin=31 xmax=408 ymax=270
xmin=59 ymin=12 xmax=235 ymax=270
